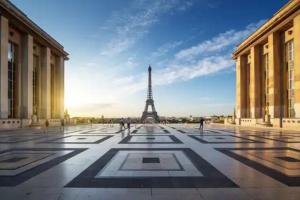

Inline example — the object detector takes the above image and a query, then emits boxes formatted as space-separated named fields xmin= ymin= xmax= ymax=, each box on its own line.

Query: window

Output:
xmin=8 ymin=41 xmax=17 ymax=118
xmin=286 ymin=40 xmax=295 ymax=118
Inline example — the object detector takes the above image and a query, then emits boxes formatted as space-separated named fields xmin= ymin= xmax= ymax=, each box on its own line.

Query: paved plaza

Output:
xmin=1 ymin=124 xmax=300 ymax=199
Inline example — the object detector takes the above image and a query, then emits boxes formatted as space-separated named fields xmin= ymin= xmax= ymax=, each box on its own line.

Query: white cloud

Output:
xmin=150 ymin=41 xmax=183 ymax=59
xmin=175 ymin=20 xmax=266 ymax=60
xmin=100 ymin=37 xmax=136 ymax=56
xmin=155 ymin=55 xmax=234 ymax=84
xmin=110 ymin=20 xmax=265 ymax=95
xmin=100 ymin=0 xmax=193 ymax=57
xmin=178 ymin=1 xmax=194 ymax=11
xmin=113 ymin=55 xmax=233 ymax=94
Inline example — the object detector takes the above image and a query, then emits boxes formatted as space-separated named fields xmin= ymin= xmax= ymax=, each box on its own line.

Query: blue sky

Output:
xmin=11 ymin=0 xmax=288 ymax=117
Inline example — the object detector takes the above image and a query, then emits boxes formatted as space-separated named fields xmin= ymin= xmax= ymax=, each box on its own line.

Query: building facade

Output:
xmin=0 ymin=0 xmax=68 ymax=128
xmin=233 ymin=0 xmax=300 ymax=129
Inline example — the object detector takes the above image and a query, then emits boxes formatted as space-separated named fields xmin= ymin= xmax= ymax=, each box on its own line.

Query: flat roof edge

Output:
xmin=0 ymin=0 xmax=69 ymax=57
xmin=233 ymin=0 xmax=300 ymax=59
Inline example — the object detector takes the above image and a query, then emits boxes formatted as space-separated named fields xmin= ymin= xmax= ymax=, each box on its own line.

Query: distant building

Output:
xmin=0 ymin=0 xmax=68 ymax=128
xmin=233 ymin=0 xmax=300 ymax=129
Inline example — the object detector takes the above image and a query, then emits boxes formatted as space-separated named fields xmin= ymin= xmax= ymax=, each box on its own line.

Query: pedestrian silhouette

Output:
xmin=119 ymin=118 xmax=125 ymax=131
xmin=199 ymin=117 xmax=205 ymax=135
xmin=127 ymin=118 xmax=131 ymax=129
xmin=126 ymin=118 xmax=131 ymax=135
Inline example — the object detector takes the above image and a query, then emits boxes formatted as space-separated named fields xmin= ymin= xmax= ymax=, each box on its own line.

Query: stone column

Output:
xmin=294 ymin=14 xmax=300 ymax=118
xmin=57 ymin=56 xmax=64 ymax=119
xmin=250 ymin=46 xmax=262 ymax=118
xmin=21 ymin=34 xmax=33 ymax=119
xmin=51 ymin=58 xmax=57 ymax=118
xmin=268 ymin=32 xmax=281 ymax=120
xmin=0 ymin=16 xmax=9 ymax=118
xmin=236 ymin=55 xmax=247 ymax=122
xmin=40 ymin=47 xmax=51 ymax=119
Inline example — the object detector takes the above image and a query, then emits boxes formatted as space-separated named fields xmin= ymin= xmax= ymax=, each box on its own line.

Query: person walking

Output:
xmin=119 ymin=118 xmax=125 ymax=131
xmin=199 ymin=117 xmax=205 ymax=134
xmin=61 ymin=119 xmax=65 ymax=133
xmin=119 ymin=119 xmax=123 ymax=131
xmin=126 ymin=117 xmax=131 ymax=135
xmin=127 ymin=117 xmax=131 ymax=130
xmin=44 ymin=119 xmax=49 ymax=134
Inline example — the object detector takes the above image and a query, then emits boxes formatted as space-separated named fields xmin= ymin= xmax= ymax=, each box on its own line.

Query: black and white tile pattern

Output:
xmin=1 ymin=124 xmax=300 ymax=199
xmin=216 ymin=147 xmax=300 ymax=186
xmin=0 ymin=148 xmax=86 ymax=186
xmin=66 ymin=148 xmax=237 ymax=188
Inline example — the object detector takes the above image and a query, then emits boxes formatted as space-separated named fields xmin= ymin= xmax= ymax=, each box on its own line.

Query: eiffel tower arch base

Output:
xmin=141 ymin=111 xmax=160 ymax=123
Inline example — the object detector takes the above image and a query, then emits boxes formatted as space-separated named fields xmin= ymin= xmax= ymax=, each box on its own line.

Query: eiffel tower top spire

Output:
xmin=147 ymin=65 xmax=153 ymax=100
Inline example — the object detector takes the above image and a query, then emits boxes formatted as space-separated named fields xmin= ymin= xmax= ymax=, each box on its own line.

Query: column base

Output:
xmin=0 ymin=119 xmax=22 ymax=129
xmin=0 ymin=118 xmax=63 ymax=129
xmin=29 ymin=118 xmax=62 ymax=127
xmin=235 ymin=118 xmax=241 ymax=125
xmin=239 ymin=118 xmax=267 ymax=127
xmin=282 ymin=118 xmax=300 ymax=129
xmin=232 ymin=117 xmax=300 ymax=131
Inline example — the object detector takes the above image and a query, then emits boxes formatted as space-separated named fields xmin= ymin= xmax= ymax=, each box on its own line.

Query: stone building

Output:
xmin=0 ymin=0 xmax=68 ymax=128
xmin=233 ymin=0 xmax=300 ymax=129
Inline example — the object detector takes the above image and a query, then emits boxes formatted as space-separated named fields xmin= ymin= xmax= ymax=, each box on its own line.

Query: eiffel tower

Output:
xmin=141 ymin=65 xmax=160 ymax=123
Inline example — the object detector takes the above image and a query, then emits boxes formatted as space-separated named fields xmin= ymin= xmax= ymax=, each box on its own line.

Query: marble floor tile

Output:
xmin=0 ymin=124 xmax=300 ymax=199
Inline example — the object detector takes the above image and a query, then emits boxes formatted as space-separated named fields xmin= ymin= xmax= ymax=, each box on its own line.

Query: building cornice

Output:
xmin=0 ymin=0 xmax=69 ymax=59
xmin=233 ymin=0 xmax=300 ymax=59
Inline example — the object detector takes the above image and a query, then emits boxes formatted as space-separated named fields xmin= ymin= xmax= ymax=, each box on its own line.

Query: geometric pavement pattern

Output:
xmin=1 ymin=124 xmax=300 ymax=199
